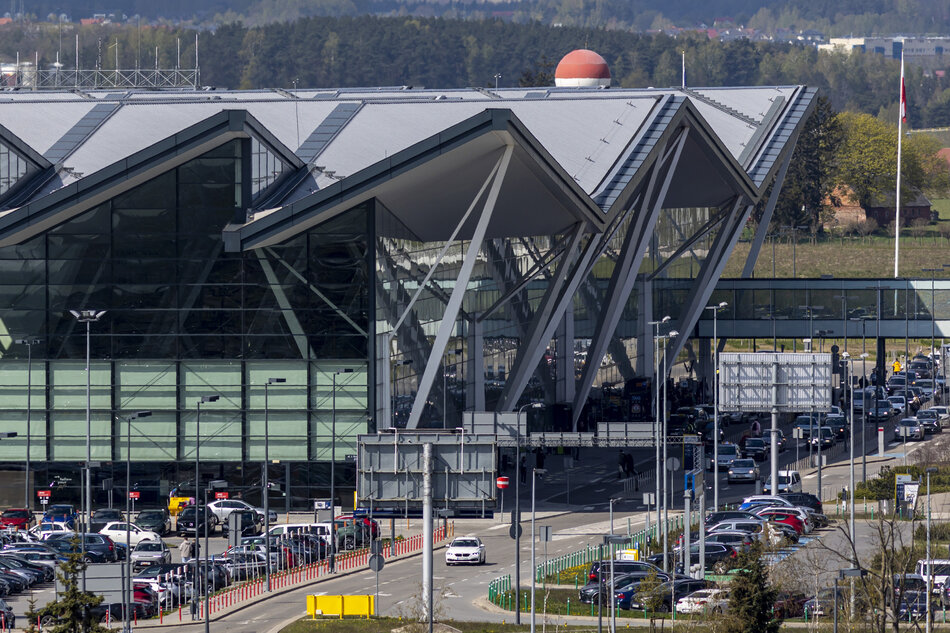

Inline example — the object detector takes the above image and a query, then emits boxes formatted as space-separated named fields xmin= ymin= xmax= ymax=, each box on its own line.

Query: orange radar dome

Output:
xmin=554 ymin=49 xmax=611 ymax=88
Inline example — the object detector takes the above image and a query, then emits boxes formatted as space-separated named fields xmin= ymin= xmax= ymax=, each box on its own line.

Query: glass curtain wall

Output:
xmin=0 ymin=139 xmax=371 ymax=508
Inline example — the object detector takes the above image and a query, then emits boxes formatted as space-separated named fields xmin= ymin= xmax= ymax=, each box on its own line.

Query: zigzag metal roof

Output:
xmin=0 ymin=84 xmax=814 ymax=246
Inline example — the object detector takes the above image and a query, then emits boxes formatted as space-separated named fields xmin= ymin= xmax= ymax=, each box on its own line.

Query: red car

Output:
xmin=0 ymin=508 xmax=34 ymax=530
xmin=757 ymin=510 xmax=804 ymax=534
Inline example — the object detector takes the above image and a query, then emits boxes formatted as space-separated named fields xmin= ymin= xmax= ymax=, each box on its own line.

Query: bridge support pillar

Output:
xmin=876 ymin=337 xmax=887 ymax=382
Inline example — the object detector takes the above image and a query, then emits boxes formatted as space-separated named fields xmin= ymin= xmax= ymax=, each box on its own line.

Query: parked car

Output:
xmin=580 ymin=572 xmax=664 ymax=605
xmin=622 ymin=578 xmax=707 ymax=611
xmin=676 ymin=588 xmax=730 ymax=614
xmin=130 ymin=541 xmax=171 ymax=570
xmin=702 ymin=531 xmax=756 ymax=552
xmin=773 ymin=591 xmax=809 ymax=618
xmin=89 ymin=509 xmax=125 ymax=534
xmin=134 ymin=509 xmax=172 ymax=536
xmin=894 ymin=418 xmax=924 ymax=441
xmin=222 ymin=552 xmax=268 ymax=581
xmin=0 ymin=509 xmax=34 ymax=531
xmin=99 ymin=522 xmax=161 ymax=547
xmin=753 ymin=509 xmax=805 ymax=534
xmin=176 ymin=505 xmax=218 ymax=536
xmin=0 ymin=598 xmax=14 ymax=629
xmin=803 ymin=587 xmax=847 ymax=617
xmin=915 ymin=559 xmax=950 ymax=594
xmin=727 ymin=459 xmax=759 ymax=484
xmin=587 ymin=560 xmax=663 ymax=584
xmin=444 ymin=536 xmax=486 ymax=565
xmin=46 ymin=533 xmax=118 ymax=562
xmin=28 ymin=522 xmax=74 ymax=541
xmin=0 ymin=555 xmax=54 ymax=582
xmin=221 ymin=510 xmax=264 ymax=540
xmin=704 ymin=511 xmax=760 ymax=526
xmin=647 ymin=543 xmax=737 ymax=574
xmin=41 ymin=505 xmax=77 ymax=529
xmin=898 ymin=590 xmax=934 ymax=621
xmin=205 ymin=499 xmax=265 ymax=524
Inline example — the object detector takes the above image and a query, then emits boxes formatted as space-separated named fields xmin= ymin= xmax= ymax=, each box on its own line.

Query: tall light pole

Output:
xmin=69 ymin=308 xmax=106 ymax=592
xmin=515 ymin=401 xmax=543 ymax=625
xmin=927 ymin=466 xmax=938 ymax=633
xmin=841 ymin=352 xmax=856 ymax=569
xmin=443 ymin=348 xmax=462 ymax=428
xmin=530 ymin=467 xmax=547 ymax=633
xmin=648 ymin=316 xmax=671 ymax=536
xmin=263 ymin=377 xmax=285 ymax=591
xmin=124 ymin=410 xmax=150 ymax=633
xmin=659 ymin=329 xmax=679 ymax=573
xmin=195 ymin=394 xmax=218 ymax=622
xmin=15 ymin=337 xmax=40 ymax=511
xmin=860 ymin=353 xmax=869 ymax=482
xmin=704 ymin=302 xmax=727 ymax=510
xmin=330 ymin=368 xmax=353 ymax=571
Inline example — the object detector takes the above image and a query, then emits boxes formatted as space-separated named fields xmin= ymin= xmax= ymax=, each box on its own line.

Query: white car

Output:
xmin=98 ymin=521 xmax=161 ymax=547
xmin=28 ymin=522 xmax=74 ymax=541
xmin=205 ymin=499 xmax=265 ymax=523
xmin=444 ymin=536 xmax=486 ymax=565
xmin=676 ymin=588 xmax=730 ymax=614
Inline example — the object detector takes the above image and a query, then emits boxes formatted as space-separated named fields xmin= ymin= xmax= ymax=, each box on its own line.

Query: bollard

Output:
xmin=567 ymin=598 xmax=571 ymax=615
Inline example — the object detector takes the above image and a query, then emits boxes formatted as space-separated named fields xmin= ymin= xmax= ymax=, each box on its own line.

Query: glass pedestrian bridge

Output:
xmin=694 ymin=278 xmax=950 ymax=340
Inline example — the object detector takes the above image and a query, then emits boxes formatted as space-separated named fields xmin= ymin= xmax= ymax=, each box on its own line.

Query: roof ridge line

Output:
xmin=681 ymin=87 xmax=758 ymax=127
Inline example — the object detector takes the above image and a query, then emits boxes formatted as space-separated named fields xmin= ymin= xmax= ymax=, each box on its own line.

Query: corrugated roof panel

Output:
xmin=690 ymin=87 xmax=797 ymax=124
xmin=689 ymin=101 xmax=758 ymax=159
xmin=242 ymin=101 xmax=344 ymax=157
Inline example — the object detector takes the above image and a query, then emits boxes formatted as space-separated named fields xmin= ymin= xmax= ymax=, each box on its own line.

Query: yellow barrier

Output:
xmin=307 ymin=594 xmax=375 ymax=618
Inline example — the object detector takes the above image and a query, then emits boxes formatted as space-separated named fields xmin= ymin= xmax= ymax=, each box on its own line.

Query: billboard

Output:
xmin=718 ymin=352 xmax=832 ymax=412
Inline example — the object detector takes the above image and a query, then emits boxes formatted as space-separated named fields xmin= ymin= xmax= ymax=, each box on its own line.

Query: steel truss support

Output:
xmin=571 ymin=128 xmax=690 ymax=429
xmin=406 ymin=145 xmax=513 ymax=429
xmin=663 ymin=197 xmax=752 ymax=368
xmin=497 ymin=223 xmax=587 ymax=410
xmin=741 ymin=149 xmax=794 ymax=278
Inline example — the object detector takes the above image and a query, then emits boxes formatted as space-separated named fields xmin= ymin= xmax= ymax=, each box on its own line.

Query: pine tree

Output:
xmin=22 ymin=597 xmax=41 ymax=633
xmin=724 ymin=542 xmax=779 ymax=633
xmin=39 ymin=538 xmax=110 ymax=633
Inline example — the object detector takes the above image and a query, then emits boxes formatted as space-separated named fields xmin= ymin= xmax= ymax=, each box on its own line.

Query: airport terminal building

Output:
xmin=0 ymin=68 xmax=816 ymax=508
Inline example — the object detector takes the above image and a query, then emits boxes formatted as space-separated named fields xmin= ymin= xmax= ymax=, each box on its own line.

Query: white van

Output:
xmin=915 ymin=559 xmax=950 ymax=592
xmin=764 ymin=470 xmax=803 ymax=494
xmin=267 ymin=522 xmax=332 ymax=542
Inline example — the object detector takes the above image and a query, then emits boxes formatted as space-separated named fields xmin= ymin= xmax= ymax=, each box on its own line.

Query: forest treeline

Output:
xmin=7 ymin=17 xmax=950 ymax=128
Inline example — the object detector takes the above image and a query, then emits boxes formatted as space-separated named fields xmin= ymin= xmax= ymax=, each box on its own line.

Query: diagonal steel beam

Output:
xmin=571 ymin=128 xmax=689 ymax=428
xmin=497 ymin=222 xmax=587 ymax=410
xmin=406 ymin=145 xmax=513 ymax=429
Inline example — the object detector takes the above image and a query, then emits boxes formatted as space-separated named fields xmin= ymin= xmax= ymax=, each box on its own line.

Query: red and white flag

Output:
xmin=900 ymin=53 xmax=907 ymax=123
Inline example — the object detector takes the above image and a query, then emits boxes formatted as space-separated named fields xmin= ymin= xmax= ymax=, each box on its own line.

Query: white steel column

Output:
xmin=407 ymin=145 xmax=513 ymax=429
xmin=467 ymin=317 xmax=486 ymax=412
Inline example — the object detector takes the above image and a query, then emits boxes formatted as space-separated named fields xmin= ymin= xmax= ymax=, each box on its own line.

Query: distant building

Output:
xmin=826 ymin=185 xmax=932 ymax=229
xmin=820 ymin=36 xmax=950 ymax=72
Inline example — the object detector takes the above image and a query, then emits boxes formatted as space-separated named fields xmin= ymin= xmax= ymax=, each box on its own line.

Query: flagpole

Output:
xmin=894 ymin=49 xmax=905 ymax=278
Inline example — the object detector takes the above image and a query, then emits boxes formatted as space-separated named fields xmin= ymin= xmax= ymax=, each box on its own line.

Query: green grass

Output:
xmin=931 ymin=199 xmax=950 ymax=220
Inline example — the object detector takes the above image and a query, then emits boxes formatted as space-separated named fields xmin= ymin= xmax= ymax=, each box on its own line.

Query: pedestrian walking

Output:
xmin=179 ymin=536 xmax=193 ymax=562
xmin=618 ymin=450 xmax=628 ymax=479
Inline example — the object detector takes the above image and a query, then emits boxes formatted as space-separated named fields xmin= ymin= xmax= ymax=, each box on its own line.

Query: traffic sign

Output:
xmin=129 ymin=491 xmax=140 ymax=500
xmin=496 ymin=476 xmax=510 ymax=489
xmin=37 ymin=490 xmax=51 ymax=499
xmin=369 ymin=554 xmax=384 ymax=572
xmin=509 ymin=523 xmax=522 ymax=539
xmin=214 ymin=491 xmax=229 ymax=500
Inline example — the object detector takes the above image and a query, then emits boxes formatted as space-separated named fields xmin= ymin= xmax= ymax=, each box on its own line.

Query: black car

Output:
xmin=176 ymin=505 xmax=218 ymax=536
xmin=46 ymin=533 xmax=118 ymax=562
xmin=135 ymin=509 xmax=171 ymax=536
xmin=223 ymin=552 xmax=268 ymax=581
xmin=0 ymin=559 xmax=41 ymax=586
xmin=648 ymin=542 xmax=738 ymax=574
xmin=825 ymin=414 xmax=848 ymax=439
xmin=221 ymin=510 xmax=263 ymax=539
xmin=623 ymin=578 xmax=708 ymax=611
xmin=89 ymin=602 xmax=151 ymax=626
xmin=89 ymin=508 xmax=125 ymax=534
xmin=898 ymin=590 xmax=934 ymax=621
xmin=0 ymin=555 xmax=54 ymax=582
xmin=704 ymin=510 xmax=761 ymax=526
xmin=586 ymin=560 xmax=662 ymax=583
xmin=779 ymin=492 xmax=823 ymax=514
xmin=741 ymin=437 xmax=769 ymax=461
xmin=579 ymin=571 xmax=667 ymax=605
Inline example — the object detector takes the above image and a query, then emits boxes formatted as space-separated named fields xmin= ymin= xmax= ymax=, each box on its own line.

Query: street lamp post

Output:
xmin=195 ymin=394 xmax=218 ymax=621
xmin=124 ymin=410 xmax=151 ymax=633
xmin=530 ymin=467 xmax=548 ymax=633
xmin=841 ymin=353 xmax=857 ymax=575
xmin=15 ymin=337 xmax=40 ymax=511
xmin=927 ymin=467 xmax=938 ymax=633
xmin=648 ymin=316 xmax=671 ymax=539
xmin=69 ymin=308 xmax=106 ymax=592
xmin=515 ymin=401 xmax=543 ymax=625
xmin=659 ymin=329 xmax=679 ymax=572
xmin=704 ymin=302 xmax=727 ymax=510
xmin=330 ymin=368 xmax=354 ymax=571
xmin=263 ymin=377 xmax=285 ymax=592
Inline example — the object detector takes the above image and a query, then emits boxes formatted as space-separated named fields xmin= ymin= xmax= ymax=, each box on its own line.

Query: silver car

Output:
xmin=130 ymin=540 xmax=171 ymax=570
xmin=727 ymin=459 xmax=759 ymax=484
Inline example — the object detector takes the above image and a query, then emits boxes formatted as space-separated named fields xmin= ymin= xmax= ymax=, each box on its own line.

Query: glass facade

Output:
xmin=0 ymin=139 xmax=370 ymax=508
